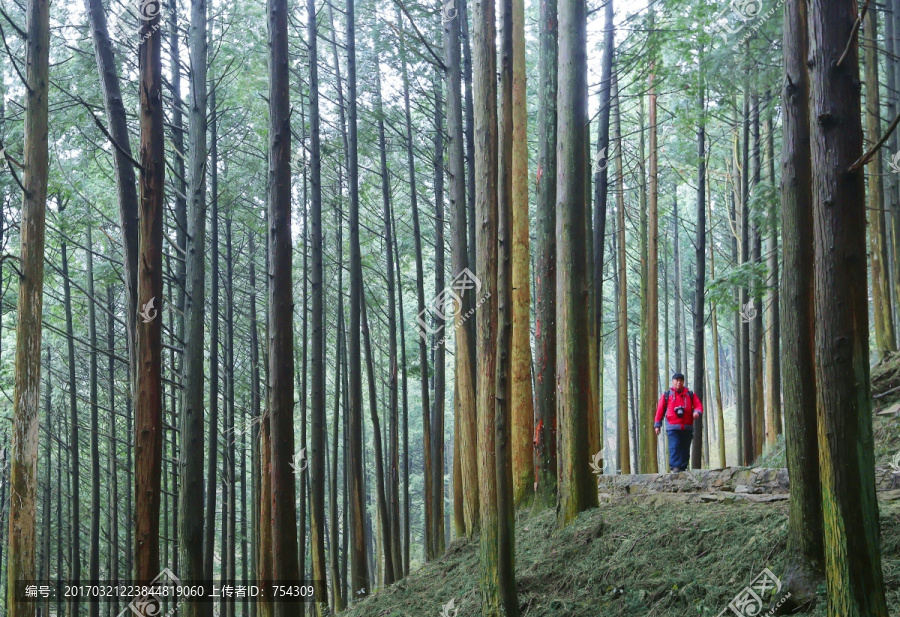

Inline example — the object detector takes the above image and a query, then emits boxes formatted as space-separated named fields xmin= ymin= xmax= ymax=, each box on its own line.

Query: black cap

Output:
xmin=672 ymin=372 xmax=685 ymax=380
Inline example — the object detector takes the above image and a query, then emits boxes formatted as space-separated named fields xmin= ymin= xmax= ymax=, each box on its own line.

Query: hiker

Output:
xmin=654 ymin=372 xmax=703 ymax=472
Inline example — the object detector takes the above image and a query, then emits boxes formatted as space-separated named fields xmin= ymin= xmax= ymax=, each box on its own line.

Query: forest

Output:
xmin=0 ymin=0 xmax=897 ymax=614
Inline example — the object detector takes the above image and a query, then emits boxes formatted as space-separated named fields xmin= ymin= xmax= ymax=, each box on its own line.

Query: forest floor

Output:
xmin=343 ymin=373 xmax=900 ymax=617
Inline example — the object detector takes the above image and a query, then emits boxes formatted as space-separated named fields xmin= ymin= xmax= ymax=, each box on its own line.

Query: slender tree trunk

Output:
xmin=809 ymin=1 xmax=889 ymax=613
xmin=708 ymin=199 xmax=726 ymax=469
xmin=472 ymin=0 xmax=502 ymax=604
xmin=307 ymin=0 xmax=328 ymax=611
xmin=361 ymin=289 xmax=395 ymax=585
xmin=593 ymin=0 xmax=614 ymax=472
xmin=267 ymin=0 xmax=302 ymax=613
xmin=180 ymin=0 xmax=207 ymax=611
xmin=613 ymin=67 xmax=630 ymax=475
xmin=106 ymin=286 xmax=119 ymax=617
xmin=204 ymin=84 xmax=220 ymax=602
xmin=691 ymin=74 xmax=706 ymax=470
xmin=396 ymin=8 xmax=433 ymax=562
xmin=83 ymin=0 xmax=139 ymax=379
xmin=533 ymin=0 xmax=558 ymax=509
xmin=780 ymin=0 xmax=824 ymax=604
xmin=556 ymin=0 xmax=596 ymax=523
xmin=41 ymin=349 xmax=51 ymax=617
xmin=443 ymin=0 xmax=478 ymax=538
xmin=764 ymin=101 xmax=782 ymax=444
xmin=864 ymin=5 xmax=896 ymax=358
xmin=510 ymin=0 xmax=533 ymax=508
xmin=740 ymin=79 xmax=753 ymax=466
xmin=86 ymin=228 xmax=100 ymax=617
xmin=432 ymin=63 xmax=447 ymax=557
xmin=460 ymin=0 xmax=477 ymax=272
xmin=134 ymin=0 xmax=165 ymax=582
xmin=497 ymin=0 xmax=518 ymax=610
xmin=640 ymin=66 xmax=659 ymax=473
xmin=346 ymin=0 xmax=369 ymax=596
xmin=61 ymin=238 xmax=80 ymax=617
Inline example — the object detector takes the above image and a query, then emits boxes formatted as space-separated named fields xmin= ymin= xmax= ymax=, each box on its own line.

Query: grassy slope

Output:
xmin=344 ymin=496 xmax=899 ymax=616
xmin=344 ymin=397 xmax=900 ymax=617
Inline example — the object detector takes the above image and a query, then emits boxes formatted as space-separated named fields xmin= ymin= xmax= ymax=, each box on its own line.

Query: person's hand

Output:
xmin=693 ymin=411 xmax=700 ymax=419
xmin=654 ymin=427 xmax=660 ymax=436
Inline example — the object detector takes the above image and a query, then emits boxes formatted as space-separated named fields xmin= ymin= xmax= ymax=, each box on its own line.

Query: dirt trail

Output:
xmin=597 ymin=466 xmax=900 ymax=505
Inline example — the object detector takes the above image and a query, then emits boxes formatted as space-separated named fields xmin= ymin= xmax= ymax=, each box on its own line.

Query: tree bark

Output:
xmin=497 ymin=0 xmax=519 ymax=610
xmin=864 ymin=5 xmax=896 ymax=358
xmin=691 ymin=73 xmax=706 ymax=471
xmin=267 ymin=0 xmax=302 ymax=613
xmin=780 ymin=0 xmax=824 ymax=605
xmin=83 ymin=0 xmax=139 ymax=381
xmin=443 ymin=0 xmax=478 ymax=538
xmin=809 ymin=0 xmax=889 ymax=613
xmin=180 ymin=0 xmax=207 ymax=610
xmin=556 ymin=0 xmax=596 ymax=523
xmin=307 ymin=0 xmax=328 ymax=611
xmin=533 ymin=0 xmax=558 ymax=509
xmin=61 ymin=237 xmax=80 ymax=617
xmin=346 ymin=0 xmax=369 ymax=596
xmin=510 ymin=0 xmax=533 ymax=508
xmin=613 ymin=67 xmax=630 ymax=475
xmin=134 ymin=2 xmax=165 ymax=583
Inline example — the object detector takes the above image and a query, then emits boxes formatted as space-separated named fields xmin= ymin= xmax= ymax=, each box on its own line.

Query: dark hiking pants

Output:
xmin=666 ymin=428 xmax=692 ymax=471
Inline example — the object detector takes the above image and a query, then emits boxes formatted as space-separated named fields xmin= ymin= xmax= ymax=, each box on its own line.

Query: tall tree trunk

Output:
xmin=375 ymin=59 xmax=404 ymax=574
xmin=864 ymin=5 xmax=896 ymax=358
xmin=432 ymin=64 xmax=446 ymax=557
xmin=750 ymin=92 xmax=764 ymax=459
xmin=556 ymin=0 xmax=596 ymax=523
xmin=460 ymin=0 xmax=477 ymax=272
xmin=533 ymin=0 xmax=558 ymax=509
xmin=510 ymin=0 xmax=533 ymax=508
xmin=691 ymin=74 xmax=706 ymax=470
xmin=780 ymin=0 xmax=824 ymax=604
xmin=708 ymin=198 xmax=726 ymax=469
xmin=360 ymin=289 xmax=395 ymax=585
xmin=391 ymin=212 xmax=411 ymax=576
xmin=61 ymin=237 xmax=80 ymax=617
xmin=443 ymin=0 xmax=478 ymax=538
xmin=740 ymin=80 xmax=753 ymax=466
xmin=346 ymin=0 xmax=369 ymax=596
xmin=267 ymin=0 xmax=302 ymax=613
xmin=809 ymin=0 xmax=889 ymax=613
xmin=613 ymin=67 xmax=629 ymax=475
xmin=396 ymin=9 xmax=434 ymax=562
xmin=640 ymin=66 xmax=659 ymax=473
xmin=87 ymin=228 xmax=100 ymax=617
xmin=307 ymin=0 xmax=328 ymax=611
xmin=250 ymin=232 xmax=272 ymax=617
xmin=135 ymin=0 xmax=165 ymax=582
xmin=472 ymin=0 xmax=502 ymax=604
xmin=180 ymin=0 xmax=207 ymax=612
xmin=764 ymin=100 xmax=782 ymax=445
xmin=41 ymin=348 xmax=50 ymax=617
xmin=497 ymin=0 xmax=519 ymax=610
xmin=83 ymin=0 xmax=139 ymax=380
xmin=106 ymin=286 xmax=119 ymax=617
xmin=204 ymin=84 xmax=220 ymax=601
xmin=593 ymin=0 xmax=614 ymax=472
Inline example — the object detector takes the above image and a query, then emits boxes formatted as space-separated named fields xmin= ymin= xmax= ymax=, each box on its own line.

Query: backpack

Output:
xmin=663 ymin=389 xmax=695 ymax=414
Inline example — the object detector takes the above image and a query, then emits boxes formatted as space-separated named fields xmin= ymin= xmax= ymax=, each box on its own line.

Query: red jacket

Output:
xmin=654 ymin=387 xmax=703 ymax=430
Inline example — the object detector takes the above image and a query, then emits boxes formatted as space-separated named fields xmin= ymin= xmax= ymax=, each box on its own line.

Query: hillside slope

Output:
xmin=343 ymin=493 xmax=900 ymax=616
